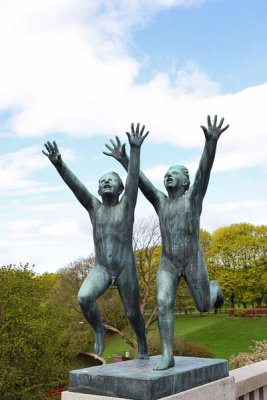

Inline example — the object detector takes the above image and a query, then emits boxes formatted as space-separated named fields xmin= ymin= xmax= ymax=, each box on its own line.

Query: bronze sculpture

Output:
xmin=104 ymin=115 xmax=229 ymax=370
xmin=42 ymin=124 xmax=149 ymax=359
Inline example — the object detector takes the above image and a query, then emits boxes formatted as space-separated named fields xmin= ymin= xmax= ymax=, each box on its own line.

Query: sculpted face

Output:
xmin=98 ymin=172 xmax=123 ymax=197
xmin=164 ymin=165 xmax=190 ymax=191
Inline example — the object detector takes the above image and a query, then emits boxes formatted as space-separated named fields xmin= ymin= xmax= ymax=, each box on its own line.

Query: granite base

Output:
xmin=69 ymin=356 xmax=229 ymax=400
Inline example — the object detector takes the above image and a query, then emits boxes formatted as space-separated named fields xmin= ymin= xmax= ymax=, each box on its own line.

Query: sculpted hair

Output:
xmin=111 ymin=172 xmax=124 ymax=193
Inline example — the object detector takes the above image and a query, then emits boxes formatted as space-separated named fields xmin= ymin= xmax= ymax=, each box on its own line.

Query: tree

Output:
xmin=200 ymin=229 xmax=212 ymax=255
xmin=206 ymin=223 xmax=267 ymax=308
xmin=0 ymin=264 xmax=91 ymax=400
xmin=133 ymin=216 xmax=161 ymax=327
xmin=0 ymin=264 xmax=59 ymax=399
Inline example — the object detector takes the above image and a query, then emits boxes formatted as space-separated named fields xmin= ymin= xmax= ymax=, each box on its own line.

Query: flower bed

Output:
xmin=228 ymin=308 xmax=267 ymax=317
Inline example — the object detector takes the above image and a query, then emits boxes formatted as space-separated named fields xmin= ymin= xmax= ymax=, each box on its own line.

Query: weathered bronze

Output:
xmin=104 ymin=115 xmax=229 ymax=370
xmin=42 ymin=124 xmax=149 ymax=358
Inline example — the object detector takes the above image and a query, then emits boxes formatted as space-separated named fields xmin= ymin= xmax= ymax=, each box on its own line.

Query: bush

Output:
xmin=228 ymin=308 xmax=267 ymax=317
xmin=148 ymin=337 xmax=213 ymax=358
xmin=229 ymin=340 xmax=267 ymax=369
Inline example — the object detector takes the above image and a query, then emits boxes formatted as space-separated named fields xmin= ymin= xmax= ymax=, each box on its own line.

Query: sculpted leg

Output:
xmin=117 ymin=263 xmax=149 ymax=359
xmin=77 ymin=265 xmax=111 ymax=356
xmin=210 ymin=281 xmax=224 ymax=312
xmin=185 ymin=249 xmax=224 ymax=312
xmin=155 ymin=263 xmax=179 ymax=371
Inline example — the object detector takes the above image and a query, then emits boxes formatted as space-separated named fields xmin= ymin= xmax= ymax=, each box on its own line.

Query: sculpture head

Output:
xmin=98 ymin=172 xmax=124 ymax=198
xmin=164 ymin=165 xmax=190 ymax=192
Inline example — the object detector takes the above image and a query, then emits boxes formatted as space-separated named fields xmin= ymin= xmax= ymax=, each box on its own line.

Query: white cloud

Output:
xmin=0 ymin=146 xmax=75 ymax=192
xmin=0 ymin=0 xmax=266 ymax=273
xmin=0 ymin=0 xmax=266 ymax=173
xmin=5 ymin=219 xmax=43 ymax=232
xmin=201 ymin=199 xmax=267 ymax=232
xmin=40 ymin=220 xmax=80 ymax=236
xmin=0 ymin=209 xmax=93 ymax=272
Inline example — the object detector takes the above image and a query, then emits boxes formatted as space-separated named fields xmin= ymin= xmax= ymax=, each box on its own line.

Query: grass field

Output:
xmin=101 ymin=314 xmax=267 ymax=363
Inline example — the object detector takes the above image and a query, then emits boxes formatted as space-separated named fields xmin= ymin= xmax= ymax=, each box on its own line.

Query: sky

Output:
xmin=0 ymin=0 xmax=267 ymax=273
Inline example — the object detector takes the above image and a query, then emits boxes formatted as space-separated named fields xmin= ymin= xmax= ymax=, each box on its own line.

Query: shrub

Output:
xmin=228 ymin=308 xmax=267 ymax=317
xmin=229 ymin=340 xmax=267 ymax=369
xmin=148 ymin=337 xmax=213 ymax=358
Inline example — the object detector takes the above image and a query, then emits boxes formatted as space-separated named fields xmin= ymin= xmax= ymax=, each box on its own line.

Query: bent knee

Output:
xmin=157 ymin=295 xmax=174 ymax=312
xmin=125 ymin=308 xmax=142 ymax=322
xmin=77 ymin=291 xmax=92 ymax=308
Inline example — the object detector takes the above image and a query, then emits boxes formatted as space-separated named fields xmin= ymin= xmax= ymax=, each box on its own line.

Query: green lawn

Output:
xmin=172 ymin=314 xmax=267 ymax=359
xmin=102 ymin=314 xmax=267 ymax=362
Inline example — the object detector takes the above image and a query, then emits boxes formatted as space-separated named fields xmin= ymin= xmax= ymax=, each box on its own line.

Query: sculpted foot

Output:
xmin=137 ymin=338 xmax=150 ymax=359
xmin=94 ymin=326 xmax=106 ymax=356
xmin=210 ymin=281 xmax=224 ymax=313
xmin=138 ymin=352 xmax=150 ymax=359
xmin=154 ymin=355 xmax=175 ymax=371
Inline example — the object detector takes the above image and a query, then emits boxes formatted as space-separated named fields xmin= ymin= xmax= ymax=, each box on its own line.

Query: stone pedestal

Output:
xmin=68 ymin=356 xmax=229 ymax=400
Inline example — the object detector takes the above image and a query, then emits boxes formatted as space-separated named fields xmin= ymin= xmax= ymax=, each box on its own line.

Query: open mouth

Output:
xmin=103 ymin=184 xmax=111 ymax=189
xmin=166 ymin=177 xmax=173 ymax=183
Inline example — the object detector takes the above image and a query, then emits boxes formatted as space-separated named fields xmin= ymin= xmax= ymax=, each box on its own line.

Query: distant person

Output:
xmin=42 ymin=124 xmax=149 ymax=358
xmin=104 ymin=115 xmax=229 ymax=370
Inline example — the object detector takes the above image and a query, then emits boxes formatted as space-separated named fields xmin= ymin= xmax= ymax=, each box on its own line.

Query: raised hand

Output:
xmin=103 ymin=136 xmax=127 ymax=163
xmin=201 ymin=115 xmax=229 ymax=141
xmin=42 ymin=141 xmax=61 ymax=165
xmin=126 ymin=123 xmax=149 ymax=147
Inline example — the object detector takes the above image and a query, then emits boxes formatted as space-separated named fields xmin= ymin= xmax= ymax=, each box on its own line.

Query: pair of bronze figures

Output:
xmin=42 ymin=115 xmax=229 ymax=371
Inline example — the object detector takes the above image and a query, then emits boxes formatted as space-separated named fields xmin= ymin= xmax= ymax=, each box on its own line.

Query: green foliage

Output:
xmin=148 ymin=336 xmax=213 ymax=358
xmin=175 ymin=278 xmax=195 ymax=314
xmin=200 ymin=229 xmax=212 ymax=254
xmin=0 ymin=264 xmax=90 ymax=400
xmin=207 ymin=223 xmax=267 ymax=308
xmin=134 ymin=217 xmax=161 ymax=319
xmin=98 ymin=288 xmax=129 ymax=331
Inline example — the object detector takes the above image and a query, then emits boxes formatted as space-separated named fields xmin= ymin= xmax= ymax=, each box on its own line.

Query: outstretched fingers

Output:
xmin=218 ymin=117 xmax=224 ymax=130
xmin=127 ymin=123 xmax=149 ymax=146
xmin=103 ymin=140 xmax=114 ymax=156
xmin=115 ymin=135 xmax=121 ymax=146
xmin=140 ymin=124 xmax=145 ymax=136
xmin=53 ymin=141 xmax=59 ymax=152
xmin=143 ymin=130 xmax=149 ymax=140
xmin=220 ymin=124 xmax=230 ymax=134
xmin=126 ymin=131 xmax=131 ymax=142
xmin=207 ymin=115 xmax=212 ymax=130
xmin=216 ymin=117 xmax=229 ymax=134
xmin=42 ymin=150 xmax=49 ymax=157
xmin=104 ymin=143 xmax=113 ymax=151
xmin=47 ymin=141 xmax=54 ymax=152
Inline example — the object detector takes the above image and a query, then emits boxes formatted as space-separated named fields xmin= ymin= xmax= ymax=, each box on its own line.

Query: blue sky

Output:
xmin=0 ymin=0 xmax=266 ymax=272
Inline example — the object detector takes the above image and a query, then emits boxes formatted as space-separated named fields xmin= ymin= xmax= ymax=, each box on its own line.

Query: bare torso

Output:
xmin=158 ymin=192 xmax=201 ymax=269
xmin=90 ymin=199 xmax=134 ymax=278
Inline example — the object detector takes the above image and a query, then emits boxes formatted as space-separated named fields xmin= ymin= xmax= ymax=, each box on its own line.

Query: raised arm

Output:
xmin=120 ymin=123 xmax=148 ymax=209
xmin=191 ymin=115 xmax=229 ymax=202
xmin=42 ymin=141 xmax=100 ymax=212
xmin=103 ymin=129 xmax=165 ymax=211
